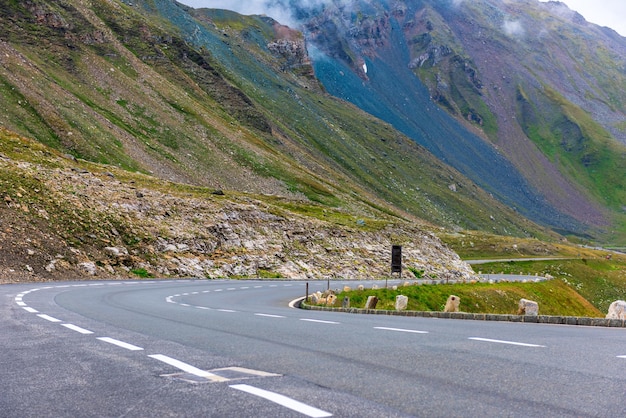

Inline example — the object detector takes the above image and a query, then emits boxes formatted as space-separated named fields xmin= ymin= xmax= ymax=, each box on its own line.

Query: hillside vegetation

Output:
xmin=0 ymin=0 xmax=553 ymax=239
xmin=0 ymin=127 xmax=477 ymax=283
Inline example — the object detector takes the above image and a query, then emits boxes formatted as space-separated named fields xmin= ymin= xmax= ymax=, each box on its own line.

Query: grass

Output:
xmin=332 ymin=279 xmax=601 ymax=317
xmin=323 ymin=252 xmax=626 ymax=317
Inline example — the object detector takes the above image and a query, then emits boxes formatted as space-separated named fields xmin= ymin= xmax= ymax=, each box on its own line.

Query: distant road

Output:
xmin=465 ymin=257 xmax=572 ymax=265
xmin=2 ymin=279 xmax=626 ymax=417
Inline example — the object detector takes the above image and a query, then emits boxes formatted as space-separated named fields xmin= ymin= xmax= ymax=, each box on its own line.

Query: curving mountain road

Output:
xmin=2 ymin=279 xmax=626 ymax=417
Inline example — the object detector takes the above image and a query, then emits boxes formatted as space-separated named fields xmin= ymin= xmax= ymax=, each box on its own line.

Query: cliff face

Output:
xmin=295 ymin=0 xmax=626 ymax=241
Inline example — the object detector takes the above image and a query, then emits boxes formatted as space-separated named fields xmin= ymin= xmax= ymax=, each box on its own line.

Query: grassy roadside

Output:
xmin=333 ymin=279 xmax=602 ymax=317
xmin=323 ymin=233 xmax=626 ymax=317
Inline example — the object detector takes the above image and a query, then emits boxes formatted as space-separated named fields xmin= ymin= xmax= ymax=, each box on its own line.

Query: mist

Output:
xmin=177 ymin=0 xmax=349 ymax=26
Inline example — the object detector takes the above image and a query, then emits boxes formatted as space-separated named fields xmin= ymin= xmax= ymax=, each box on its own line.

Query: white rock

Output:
xmin=444 ymin=295 xmax=460 ymax=312
xmin=517 ymin=298 xmax=539 ymax=316
xmin=395 ymin=295 xmax=408 ymax=311
xmin=606 ymin=300 xmax=626 ymax=319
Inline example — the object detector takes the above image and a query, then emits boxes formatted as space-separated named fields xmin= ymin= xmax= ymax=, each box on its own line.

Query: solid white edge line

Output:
xmin=37 ymin=314 xmax=62 ymax=323
xmin=469 ymin=337 xmax=545 ymax=347
xmin=230 ymin=384 xmax=332 ymax=418
xmin=148 ymin=354 xmax=228 ymax=382
xmin=61 ymin=323 xmax=94 ymax=334
xmin=288 ymin=297 xmax=305 ymax=308
xmin=97 ymin=337 xmax=144 ymax=351
xmin=374 ymin=327 xmax=429 ymax=334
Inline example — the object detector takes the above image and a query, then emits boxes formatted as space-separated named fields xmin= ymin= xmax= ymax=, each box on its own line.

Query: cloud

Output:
xmin=178 ymin=0 xmax=350 ymax=27
xmin=502 ymin=20 xmax=525 ymax=37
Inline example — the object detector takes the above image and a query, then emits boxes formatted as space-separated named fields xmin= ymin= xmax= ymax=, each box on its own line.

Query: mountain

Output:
xmin=0 ymin=0 xmax=624 ymax=251
xmin=290 ymin=0 xmax=626 ymax=242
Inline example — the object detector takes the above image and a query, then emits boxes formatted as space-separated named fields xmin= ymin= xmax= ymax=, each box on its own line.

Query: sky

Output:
xmin=539 ymin=0 xmax=626 ymax=36
xmin=178 ymin=0 xmax=626 ymax=37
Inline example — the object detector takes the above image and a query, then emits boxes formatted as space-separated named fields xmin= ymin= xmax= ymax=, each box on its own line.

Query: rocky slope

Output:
xmin=0 ymin=128 xmax=475 ymax=283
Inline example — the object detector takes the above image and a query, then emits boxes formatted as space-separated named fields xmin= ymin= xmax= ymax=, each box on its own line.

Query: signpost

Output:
xmin=389 ymin=245 xmax=402 ymax=288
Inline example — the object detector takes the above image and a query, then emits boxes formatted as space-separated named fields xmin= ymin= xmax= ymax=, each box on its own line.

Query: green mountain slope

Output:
xmin=286 ymin=0 xmax=626 ymax=243
xmin=0 ymin=0 xmax=553 ymax=238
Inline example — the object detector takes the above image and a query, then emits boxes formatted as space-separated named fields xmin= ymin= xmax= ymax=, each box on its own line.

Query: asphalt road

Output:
xmin=2 ymin=279 xmax=626 ymax=417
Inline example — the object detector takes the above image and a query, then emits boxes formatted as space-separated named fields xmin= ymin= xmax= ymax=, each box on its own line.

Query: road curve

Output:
xmin=2 ymin=279 xmax=626 ymax=417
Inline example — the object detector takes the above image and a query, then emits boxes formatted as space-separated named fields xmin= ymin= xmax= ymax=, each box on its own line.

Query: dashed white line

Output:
xmin=254 ymin=313 xmax=286 ymax=318
xmin=617 ymin=355 xmax=626 ymax=359
xmin=374 ymin=327 xmax=429 ymax=334
xmin=97 ymin=337 xmax=144 ymax=351
xmin=230 ymin=384 xmax=332 ymax=418
xmin=148 ymin=354 xmax=228 ymax=382
xmin=300 ymin=319 xmax=340 ymax=325
xmin=37 ymin=314 xmax=62 ymax=323
xmin=23 ymin=307 xmax=38 ymax=313
xmin=61 ymin=323 xmax=94 ymax=335
xmin=468 ymin=337 xmax=545 ymax=348
xmin=217 ymin=309 xmax=237 ymax=313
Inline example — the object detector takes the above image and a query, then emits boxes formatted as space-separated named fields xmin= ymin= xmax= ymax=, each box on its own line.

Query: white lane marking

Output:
xmin=254 ymin=313 xmax=286 ymax=318
xmin=15 ymin=301 xmax=27 ymax=307
xmin=148 ymin=354 xmax=228 ymax=382
xmin=219 ymin=367 xmax=281 ymax=378
xmin=214 ymin=289 xmax=223 ymax=292
xmin=300 ymin=319 xmax=340 ymax=325
xmin=23 ymin=307 xmax=38 ymax=313
xmin=288 ymin=297 xmax=305 ymax=309
xmin=617 ymin=355 xmax=626 ymax=359
xmin=97 ymin=337 xmax=144 ymax=351
xmin=374 ymin=327 xmax=429 ymax=334
xmin=230 ymin=384 xmax=332 ymax=418
xmin=254 ymin=286 xmax=263 ymax=288
xmin=469 ymin=337 xmax=545 ymax=348
xmin=240 ymin=287 xmax=249 ymax=290
xmin=61 ymin=323 xmax=94 ymax=335
xmin=37 ymin=314 xmax=62 ymax=323
xmin=217 ymin=309 xmax=237 ymax=313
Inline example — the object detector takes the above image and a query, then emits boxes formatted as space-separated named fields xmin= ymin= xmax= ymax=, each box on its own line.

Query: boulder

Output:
xmin=444 ymin=295 xmax=460 ymax=312
xmin=395 ymin=295 xmax=408 ymax=311
xmin=309 ymin=293 xmax=319 ymax=304
xmin=326 ymin=294 xmax=337 ymax=306
xmin=364 ymin=295 xmax=379 ymax=309
xmin=606 ymin=300 xmax=626 ymax=319
xmin=517 ymin=298 xmax=539 ymax=316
